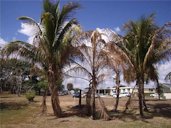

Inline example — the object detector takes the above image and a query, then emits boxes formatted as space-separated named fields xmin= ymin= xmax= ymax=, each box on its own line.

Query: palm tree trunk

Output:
xmin=142 ymin=79 xmax=148 ymax=112
xmin=114 ymin=71 xmax=120 ymax=112
xmin=17 ymin=84 xmax=22 ymax=97
xmin=79 ymin=89 xmax=82 ymax=107
xmin=91 ymin=86 xmax=96 ymax=120
xmin=114 ymin=85 xmax=120 ymax=112
xmin=98 ymin=96 xmax=110 ymax=120
xmin=142 ymin=92 xmax=148 ymax=112
xmin=156 ymin=80 xmax=161 ymax=100
xmin=86 ymin=88 xmax=91 ymax=116
xmin=123 ymin=84 xmax=136 ymax=113
xmin=41 ymin=89 xmax=47 ymax=114
xmin=50 ymin=86 xmax=62 ymax=117
xmin=48 ymin=65 xmax=62 ymax=117
xmin=138 ymin=78 xmax=144 ymax=117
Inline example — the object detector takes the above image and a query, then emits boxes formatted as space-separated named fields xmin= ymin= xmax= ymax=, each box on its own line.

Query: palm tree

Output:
xmin=66 ymin=30 xmax=113 ymax=120
xmin=3 ymin=0 xmax=80 ymax=117
xmin=65 ymin=29 xmax=130 ymax=120
xmin=121 ymin=14 xmax=171 ymax=117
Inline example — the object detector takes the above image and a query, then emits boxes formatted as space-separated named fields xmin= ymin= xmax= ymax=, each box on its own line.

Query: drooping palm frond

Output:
xmin=165 ymin=72 xmax=171 ymax=81
xmin=18 ymin=16 xmax=42 ymax=35
xmin=58 ymin=2 xmax=80 ymax=25
xmin=143 ymin=22 xmax=171 ymax=70
xmin=3 ymin=41 xmax=47 ymax=65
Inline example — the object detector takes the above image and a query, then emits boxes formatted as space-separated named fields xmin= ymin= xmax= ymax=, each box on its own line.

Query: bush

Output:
xmin=25 ymin=90 xmax=36 ymax=102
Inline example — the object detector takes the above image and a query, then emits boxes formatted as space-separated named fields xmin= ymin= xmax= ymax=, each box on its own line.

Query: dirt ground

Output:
xmin=1 ymin=94 xmax=171 ymax=128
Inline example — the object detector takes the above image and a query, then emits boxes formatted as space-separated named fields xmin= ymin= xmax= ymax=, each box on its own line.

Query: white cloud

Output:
xmin=0 ymin=37 xmax=7 ymax=48
xmin=18 ymin=23 xmax=39 ymax=44
xmin=114 ymin=27 xmax=121 ymax=33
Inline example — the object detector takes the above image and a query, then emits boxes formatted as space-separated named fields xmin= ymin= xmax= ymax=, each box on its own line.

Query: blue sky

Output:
xmin=0 ymin=0 xmax=171 ymax=87
xmin=1 ymin=0 xmax=171 ymax=42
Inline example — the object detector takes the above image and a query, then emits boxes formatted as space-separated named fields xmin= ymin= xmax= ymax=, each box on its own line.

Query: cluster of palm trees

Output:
xmin=2 ymin=0 xmax=171 ymax=119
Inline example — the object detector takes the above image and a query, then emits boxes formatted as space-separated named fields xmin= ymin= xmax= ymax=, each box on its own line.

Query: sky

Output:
xmin=0 ymin=0 xmax=171 ymax=88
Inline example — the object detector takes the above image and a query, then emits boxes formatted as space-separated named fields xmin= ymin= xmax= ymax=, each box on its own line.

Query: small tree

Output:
xmin=67 ymin=83 xmax=73 ymax=91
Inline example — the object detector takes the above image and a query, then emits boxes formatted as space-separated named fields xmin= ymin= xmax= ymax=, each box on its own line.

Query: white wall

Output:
xmin=163 ymin=93 xmax=171 ymax=99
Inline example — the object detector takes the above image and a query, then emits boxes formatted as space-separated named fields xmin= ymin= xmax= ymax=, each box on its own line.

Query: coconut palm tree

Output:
xmin=121 ymin=14 xmax=171 ymax=117
xmin=65 ymin=29 xmax=131 ymax=120
xmin=66 ymin=30 xmax=110 ymax=120
xmin=3 ymin=0 xmax=80 ymax=117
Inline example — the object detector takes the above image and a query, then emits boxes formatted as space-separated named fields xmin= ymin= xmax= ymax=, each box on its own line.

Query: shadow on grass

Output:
xmin=0 ymin=102 xmax=28 ymax=110
xmin=148 ymin=103 xmax=171 ymax=118
xmin=111 ymin=101 xmax=171 ymax=122
xmin=61 ymin=105 xmax=89 ymax=118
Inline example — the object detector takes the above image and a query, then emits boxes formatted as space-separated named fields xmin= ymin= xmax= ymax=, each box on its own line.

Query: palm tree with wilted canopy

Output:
xmin=65 ymin=29 xmax=131 ymax=120
xmin=66 ymin=30 xmax=111 ymax=120
xmin=3 ymin=0 xmax=80 ymax=117
xmin=120 ymin=14 xmax=171 ymax=117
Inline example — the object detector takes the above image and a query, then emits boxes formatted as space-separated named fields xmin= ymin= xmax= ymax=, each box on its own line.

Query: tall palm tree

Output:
xmin=65 ymin=29 xmax=130 ymax=120
xmin=121 ymin=14 xmax=171 ymax=117
xmin=66 ymin=30 xmax=110 ymax=120
xmin=3 ymin=0 xmax=80 ymax=117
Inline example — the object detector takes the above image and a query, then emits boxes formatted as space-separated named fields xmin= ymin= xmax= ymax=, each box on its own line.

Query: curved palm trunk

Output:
xmin=48 ymin=65 xmax=62 ymax=117
xmin=50 ymin=86 xmax=62 ymax=117
xmin=141 ymin=76 xmax=148 ymax=112
xmin=142 ymin=87 xmax=148 ymax=112
xmin=98 ymin=96 xmax=110 ymax=120
xmin=124 ymin=84 xmax=136 ymax=113
xmin=41 ymin=89 xmax=47 ymax=114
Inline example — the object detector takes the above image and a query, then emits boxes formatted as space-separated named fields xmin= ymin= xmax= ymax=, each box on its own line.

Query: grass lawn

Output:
xmin=0 ymin=93 xmax=171 ymax=128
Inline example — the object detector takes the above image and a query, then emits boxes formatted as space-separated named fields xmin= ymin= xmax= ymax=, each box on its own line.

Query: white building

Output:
xmin=96 ymin=85 xmax=156 ymax=96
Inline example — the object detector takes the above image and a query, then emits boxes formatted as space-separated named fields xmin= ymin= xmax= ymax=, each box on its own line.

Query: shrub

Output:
xmin=25 ymin=90 xmax=36 ymax=102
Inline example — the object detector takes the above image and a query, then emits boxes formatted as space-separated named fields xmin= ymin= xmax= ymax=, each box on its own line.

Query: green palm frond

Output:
xmin=55 ymin=2 xmax=80 ymax=39
xmin=53 ymin=18 xmax=78 ymax=50
xmin=43 ymin=0 xmax=60 ymax=17
xmin=59 ymin=2 xmax=80 ymax=23
xmin=122 ymin=14 xmax=171 ymax=84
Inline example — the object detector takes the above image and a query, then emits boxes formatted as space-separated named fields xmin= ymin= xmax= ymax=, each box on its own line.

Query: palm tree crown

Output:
xmin=120 ymin=14 xmax=171 ymax=116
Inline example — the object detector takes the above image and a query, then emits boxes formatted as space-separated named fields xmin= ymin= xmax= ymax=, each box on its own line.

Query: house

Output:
xmin=96 ymin=85 xmax=156 ymax=96
xmin=161 ymin=83 xmax=171 ymax=99
xmin=96 ymin=85 xmax=133 ymax=96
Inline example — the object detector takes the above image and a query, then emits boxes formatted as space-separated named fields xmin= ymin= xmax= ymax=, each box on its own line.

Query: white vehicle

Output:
xmin=150 ymin=93 xmax=159 ymax=98
xmin=113 ymin=92 xmax=130 ymax=98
